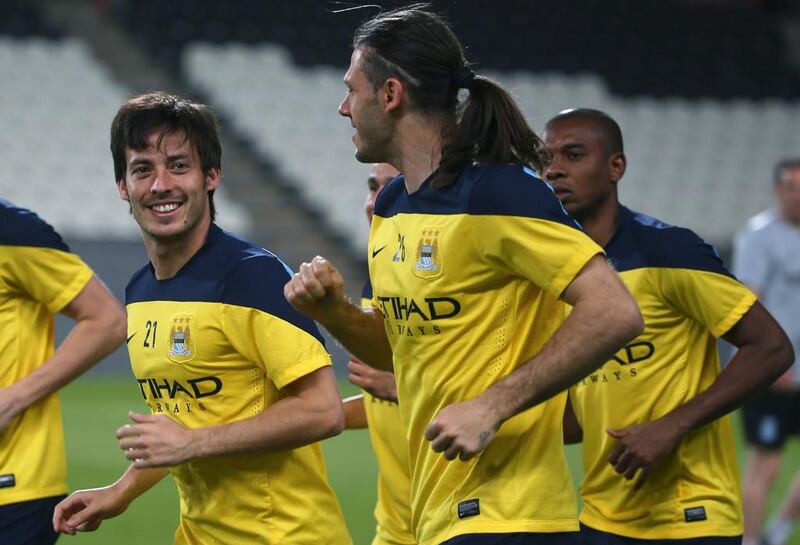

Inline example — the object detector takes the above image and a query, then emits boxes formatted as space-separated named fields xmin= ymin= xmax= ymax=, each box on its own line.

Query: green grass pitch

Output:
xmin=60 ymin=377 xmax=800 ymax=544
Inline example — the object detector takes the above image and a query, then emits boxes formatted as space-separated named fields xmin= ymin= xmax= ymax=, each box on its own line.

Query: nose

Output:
xmin=150 ymin=167 xmax=173 ymax=193
xmin=543 ymin=157 xmax=563 ymax=182
xmin=338 ymin=95 xmax=350 ymax=118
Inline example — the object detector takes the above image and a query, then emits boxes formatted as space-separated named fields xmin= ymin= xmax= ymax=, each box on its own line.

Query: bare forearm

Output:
xmin=192 ymin=394 xmax=342 ymax=458
xmin=485 ymin=293 xmax=641 ymax=423
xmin=660 ymin=341 xmax=793 ymax=435
xmin=661 ymin=302 xmax=795 ymax=435
xmin=321 ymin=303 xmax=393 ymax=371
xmin=111 ymin=465 xmax=169 ymax=506
xmin=343 ymin=395 xmax=368 ymax=429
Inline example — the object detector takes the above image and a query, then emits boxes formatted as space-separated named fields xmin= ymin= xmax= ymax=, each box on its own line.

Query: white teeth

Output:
xmin=152 ymin=203 xmax=179 ymax=212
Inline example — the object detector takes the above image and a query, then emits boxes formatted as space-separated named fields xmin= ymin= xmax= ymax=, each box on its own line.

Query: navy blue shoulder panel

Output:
xmin=467 ymin=165 xmax=580 ymax=228
xmin=374 ymin=164 xmax=580 ymax=229
xmin=361 ymin=278 xmax=373 ymax=301
xmin=607 ymin=207 xmax=733 ymax=277
xmin=0 ymin=199 xmax=69 ymax=251
xmin=125 ymin=226 xmax=324 ymax=345
xmin=222 ymin=252 xmax=325 ymax=346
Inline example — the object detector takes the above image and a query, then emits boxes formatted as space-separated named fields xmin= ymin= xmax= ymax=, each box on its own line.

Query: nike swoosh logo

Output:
xmin=126 ymin=332 xmax=137 ymax=344
xmin=372 ymin=245 xmax=388 ymax=258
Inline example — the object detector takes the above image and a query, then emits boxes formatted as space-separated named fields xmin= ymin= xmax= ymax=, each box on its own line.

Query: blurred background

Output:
xmin=2 ymin=0 xmax=800 ymax=542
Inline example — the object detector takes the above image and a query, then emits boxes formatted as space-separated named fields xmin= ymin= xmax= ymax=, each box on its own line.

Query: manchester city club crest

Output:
xmin=414 ymin=228 xmax=442 ymax=278
xmin=167 ymin=313 xmax=195 ymax=364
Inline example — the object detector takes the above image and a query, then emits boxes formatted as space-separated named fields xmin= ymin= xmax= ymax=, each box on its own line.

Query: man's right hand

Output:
xmin=284 ymin=256 xmax=346 ymax=323
xmin=52 ymin=485 xmax=129 ymax=535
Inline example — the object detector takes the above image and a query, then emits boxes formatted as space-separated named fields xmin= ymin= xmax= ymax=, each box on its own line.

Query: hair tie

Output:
xmin=454 ymin=67 xmax=475 ymax=90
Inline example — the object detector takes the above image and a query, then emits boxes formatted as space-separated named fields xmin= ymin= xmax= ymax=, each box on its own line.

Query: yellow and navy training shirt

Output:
xmin=368 ymin=164 xmax=603 ymax=545
xmin=0 ymin=200 xmax=93 ymax=506
xmin=570 ymin=206 xmax=756 ymax=539
xmin=125 ymin=224 xmax=351 ymax=545
xmin=360 ymin=281 xmax=415 ymax=545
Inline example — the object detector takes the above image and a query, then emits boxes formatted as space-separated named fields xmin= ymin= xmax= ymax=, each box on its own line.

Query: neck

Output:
xmin=143 ymin=217 xmax=212 ymax=280
xmin=575 ymin=196 xmax=621 ymax=248
xmin=391 ymin=114 xmax=449 ymax=194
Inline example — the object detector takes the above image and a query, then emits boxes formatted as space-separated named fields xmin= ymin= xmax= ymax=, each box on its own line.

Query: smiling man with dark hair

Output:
xmin=53 ymin=92 xmax=352 ymax=545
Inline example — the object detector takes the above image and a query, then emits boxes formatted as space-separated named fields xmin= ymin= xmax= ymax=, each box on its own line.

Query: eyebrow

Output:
xmin=128 ymin=157 xmax=152 ymax=168
xmin=165 ymin=153 xmax=192 ymax=163
xmin=128 ymin=153 xmax=192 ymax=167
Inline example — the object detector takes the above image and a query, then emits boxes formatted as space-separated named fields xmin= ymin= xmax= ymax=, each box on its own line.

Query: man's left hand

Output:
xmin=424 ymin=397 xmax=500 ymax=461
xmin=606 ymin=419 xmax=683 ymax=489
xmin=117 ymin=412 xmax=196 ymax=468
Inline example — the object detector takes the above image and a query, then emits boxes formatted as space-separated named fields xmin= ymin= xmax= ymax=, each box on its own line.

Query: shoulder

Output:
xmin=219 ymin=233 xmax=324 ymax=343
xmin=200 ymin=227 xmax=295 ymax=307
xmin=616 ymin=208 xmax=731 ymax=277
xmin=466 ymin=164 xmax=579 ymax=227
xmin=736 ymin=209 xmax=781 ymax=241
xmin=0 ymin=199 xmax=69 ymax=251
xmin=223 ymin=250 xmax=294 ymax=307
xmin=125 ymin=228 xmax=293 ymax=307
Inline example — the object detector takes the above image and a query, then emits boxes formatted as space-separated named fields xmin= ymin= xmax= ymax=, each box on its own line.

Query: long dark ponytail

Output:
xmin=353 ymin=4 xmax=545 ymax=185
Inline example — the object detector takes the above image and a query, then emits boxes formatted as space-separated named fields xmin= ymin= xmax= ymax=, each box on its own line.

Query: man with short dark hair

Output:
xmin=53 ymin=92 xmax=352 ymax=545
xmin=734 ymin=159 xmax=800 ymax=545
xmin=0 ymin=200 xmax=126 ymax=545
xmin=542 ymin=108 xmax=793 ymax=545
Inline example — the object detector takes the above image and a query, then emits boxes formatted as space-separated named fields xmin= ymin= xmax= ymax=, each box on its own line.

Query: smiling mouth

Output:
xmin=149 ymin=202 xmax=182 ymax=213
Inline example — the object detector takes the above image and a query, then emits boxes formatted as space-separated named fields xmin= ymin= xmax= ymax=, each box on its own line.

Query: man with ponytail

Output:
xmin=285 ymin=6 xmax=643 ymax=545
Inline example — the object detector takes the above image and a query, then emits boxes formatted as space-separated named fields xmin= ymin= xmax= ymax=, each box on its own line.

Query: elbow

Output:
xmin=619 ymin=299 xmax=644 ymax=344
xmin=752 ymin=329 xmax=796 ymax=385
xmin=110 ymin=308 xmax=128 ymax=346
xmin=318 ymin=401 xmax=346 ymax=440
xmin=96 ymin=296 xmax=127 ymax=347
xmin=772 ymin=335 xmax=795 ymax=378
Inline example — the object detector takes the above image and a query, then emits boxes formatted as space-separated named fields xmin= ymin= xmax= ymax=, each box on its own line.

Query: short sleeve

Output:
xmin=1 ymin=246 xmax=93 ymax=313
xmin=220 ymin=255 xmax=331 ymax=389
xmin=468 ymin=167 xmax=603 ymax=298
xmin=0 ymin=202 xmax=92 ymax=312
xmin=658 ymin=240 xmax=757 ymax=338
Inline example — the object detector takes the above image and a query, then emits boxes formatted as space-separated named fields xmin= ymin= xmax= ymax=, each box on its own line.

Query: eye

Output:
xmin=568 ymin=152 xmax=584 ymax=161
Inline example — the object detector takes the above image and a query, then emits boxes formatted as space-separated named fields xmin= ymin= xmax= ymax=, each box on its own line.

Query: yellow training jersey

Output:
xmin=570 ymin=206 xmax=756 ymax=539
xmin=360 ymin=286 xmax=415 ymax=545
xmin=125 ymin=224 xmax=351 ymax=545
xmin=368 ymin=165 xmax=603 ymax=545
xmin=0 ymin=200 xmax=93 ymax=506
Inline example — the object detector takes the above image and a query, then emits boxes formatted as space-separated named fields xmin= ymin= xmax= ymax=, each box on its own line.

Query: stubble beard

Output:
xmin=354 ymin=101 xmax=393 ymax=164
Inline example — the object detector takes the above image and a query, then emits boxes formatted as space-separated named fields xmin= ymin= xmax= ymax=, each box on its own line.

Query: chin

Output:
xmin=354 ymin=143 xmax=386 ymax=165
xmin=354 ymin=149 xmax=374 ymax=164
